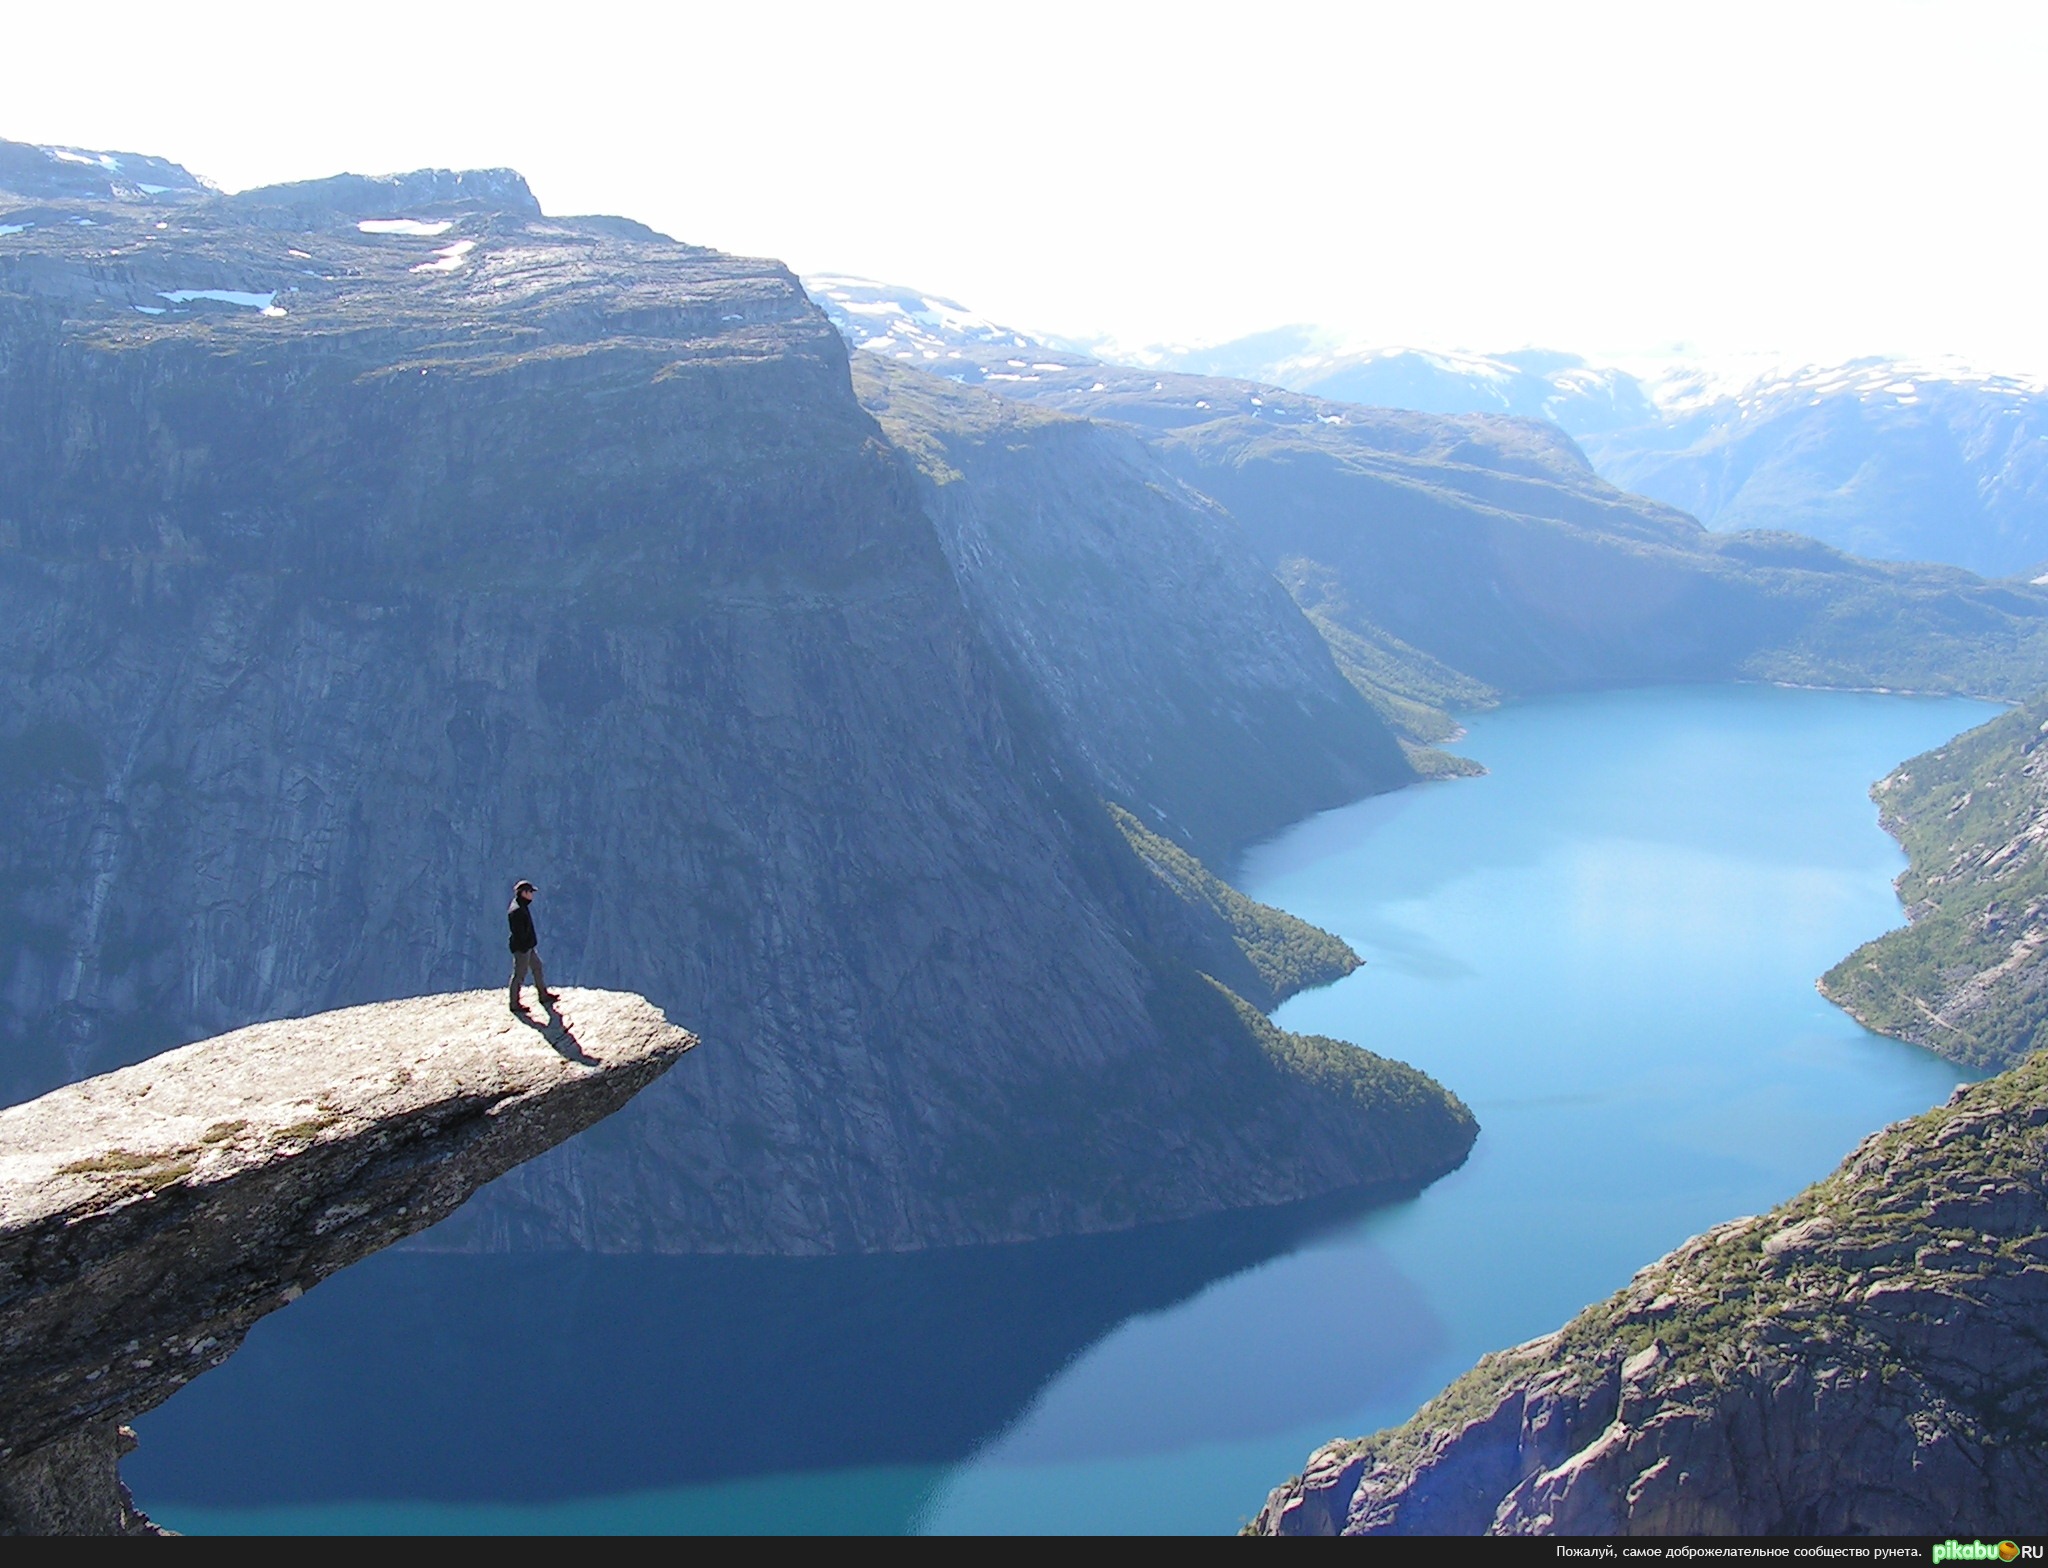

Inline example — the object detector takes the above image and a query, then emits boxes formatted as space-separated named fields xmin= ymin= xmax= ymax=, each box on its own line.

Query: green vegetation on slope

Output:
xmin=1107 ymin=803 xmax=1359 ymax=1005
xmin=1277 ymin=558 xmax=1495 ymax=778
xmin=1146 ymin=964 xmax=1477 ymax=1186
xmin=1822 ymin=696 xmax=2048 ymax=1070
xmin=1278 ymin=558 xmax=1499 ymax=746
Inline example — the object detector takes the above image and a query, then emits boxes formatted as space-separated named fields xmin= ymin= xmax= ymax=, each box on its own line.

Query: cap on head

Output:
xmin=514 ymin=880 xmax=537 ymax=896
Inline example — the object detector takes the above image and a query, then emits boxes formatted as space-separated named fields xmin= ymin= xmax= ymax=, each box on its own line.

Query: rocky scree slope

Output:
xmin=0 ymin=142 xmax=1471 ymax=1253
xmin=1255 ymin=1055 xmax=2048 ymax=1535
xmin=1823 ymin=697 xmax=2048 ymax=1070
xmin=0 ymin=988 xmax=692 ymax=1534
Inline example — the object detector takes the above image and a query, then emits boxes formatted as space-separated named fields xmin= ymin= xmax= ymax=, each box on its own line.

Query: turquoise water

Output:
xmin=137 ymin=685 xmax=1995 ymax=1535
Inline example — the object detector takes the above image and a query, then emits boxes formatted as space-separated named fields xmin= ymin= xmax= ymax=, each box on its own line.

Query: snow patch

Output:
xmin=49 ymin=147 xmax=120 ymax=171
xmin=132 ymin=305 xmax=165 ymax=315
xmin=358 ymin=218 xmax=454 ymax=236
xmin=136 ymin=183 xmax=171 ymax=195
xmin=410 ymin=240 xmax=476 ymax=273
xmin=0 ymin=224 xmax=28 ymax=237
xmin=158 ymin=289 xmax=280 ymax=312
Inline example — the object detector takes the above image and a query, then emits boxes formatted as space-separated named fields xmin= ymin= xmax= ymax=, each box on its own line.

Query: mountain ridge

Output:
xmin=808 ymin=276 xmax=2048 ymax=580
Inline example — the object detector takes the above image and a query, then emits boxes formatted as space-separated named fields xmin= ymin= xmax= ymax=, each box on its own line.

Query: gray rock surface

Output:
xmin=852 ymin=355 xmax=1414 ymax=866
xmin=0 ymin=987 xmax=693 ymax=1533
xmin=0 ymin=141 xmax=1473 ymax=1255
xmin=1253 ymin=1056 xmax=2048 ymax=1535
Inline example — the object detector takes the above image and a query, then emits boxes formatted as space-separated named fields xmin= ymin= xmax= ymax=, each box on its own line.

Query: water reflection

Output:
xmin=129 ymin=1184 xmax=1420 ymax=1523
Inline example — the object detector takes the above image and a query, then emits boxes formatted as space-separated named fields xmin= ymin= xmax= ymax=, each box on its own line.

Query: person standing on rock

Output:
xmin=508 ymin=881 xmax=557 ymax=1012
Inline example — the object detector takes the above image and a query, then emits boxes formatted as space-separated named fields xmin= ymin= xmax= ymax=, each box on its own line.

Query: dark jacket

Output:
xmin=508 ymin=900 xmax=537 ymax=954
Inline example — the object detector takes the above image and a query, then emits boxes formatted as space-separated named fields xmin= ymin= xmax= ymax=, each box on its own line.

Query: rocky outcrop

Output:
xmin=0 ymin=988 xmax=693 ymax=1533
xmin=1824 ymin=697 xmax=2048 ymax=1070
xmin=1254 ymin=1056 xmax=2048 ymax=1535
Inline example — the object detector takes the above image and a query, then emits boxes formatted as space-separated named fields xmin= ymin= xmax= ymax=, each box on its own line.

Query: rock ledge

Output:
xmin=0 ymin=988 xmax=694 ymax=1533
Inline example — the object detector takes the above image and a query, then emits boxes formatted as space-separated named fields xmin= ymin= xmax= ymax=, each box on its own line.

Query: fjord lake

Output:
xmin=132 ymin=685 xmax=1996 ymax=1535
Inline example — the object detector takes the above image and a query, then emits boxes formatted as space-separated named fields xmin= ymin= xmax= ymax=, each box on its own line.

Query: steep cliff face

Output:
xmin=0 ymin=146 xmax=1473 ymax=1254
xmin=851 ymin=356 xmax=1415 ymax=864
xmin=0 ymin=988 xmax=693 ymax=1534
xmin=1254 ymin=1058 xmax=2048 ymax=1536
xmin=1823 ymin=698 xmax=2048 ymax=1070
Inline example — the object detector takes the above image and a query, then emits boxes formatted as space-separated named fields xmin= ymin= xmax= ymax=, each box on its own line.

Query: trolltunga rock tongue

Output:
xmin=0 ymin=989 xmax=694 ymax=1533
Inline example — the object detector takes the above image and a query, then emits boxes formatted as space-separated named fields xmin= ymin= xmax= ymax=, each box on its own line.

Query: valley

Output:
xmin=5 ymin=133 xmax=2048 ymax=1536
xmin=125 ymin=685 xmax=1987 ymax=1533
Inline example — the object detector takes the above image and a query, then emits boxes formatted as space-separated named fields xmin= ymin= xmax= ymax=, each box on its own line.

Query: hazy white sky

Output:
xmin=7 ymin=0 xmax=2045 ymax=370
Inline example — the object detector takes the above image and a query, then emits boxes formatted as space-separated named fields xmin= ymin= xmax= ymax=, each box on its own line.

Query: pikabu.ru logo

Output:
xmin=1931 ymin=1543 xmax=2029 ymax=1565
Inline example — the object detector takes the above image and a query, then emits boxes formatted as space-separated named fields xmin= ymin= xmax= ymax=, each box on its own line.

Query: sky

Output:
xmin=6 ymin=0 xmax=2046 ymax=374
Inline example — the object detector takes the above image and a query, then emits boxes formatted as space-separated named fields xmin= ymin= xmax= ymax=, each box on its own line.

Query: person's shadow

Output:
xmin=512 ymin=999 xmax=595 ymax=1065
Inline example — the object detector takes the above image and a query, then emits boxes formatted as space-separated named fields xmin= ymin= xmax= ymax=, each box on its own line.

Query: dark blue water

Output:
xmin=133 ymin=685 xmax=1994 ymax=1534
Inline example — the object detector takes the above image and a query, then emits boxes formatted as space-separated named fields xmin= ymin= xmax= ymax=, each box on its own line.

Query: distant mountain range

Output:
xmin=805 ymin=278 xmax=2048 ymax=580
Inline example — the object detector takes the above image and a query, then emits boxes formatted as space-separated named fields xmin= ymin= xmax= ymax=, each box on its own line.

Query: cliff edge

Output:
xmin=1254 ymin=1055 xmax=2048 ymax=1535
xmin=0 ymin=989 xmax=694 ymax=1533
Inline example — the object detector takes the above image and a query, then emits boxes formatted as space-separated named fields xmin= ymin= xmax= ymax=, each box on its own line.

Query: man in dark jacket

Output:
xmin=508 ymin=880 xmax=557 ymax=1012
